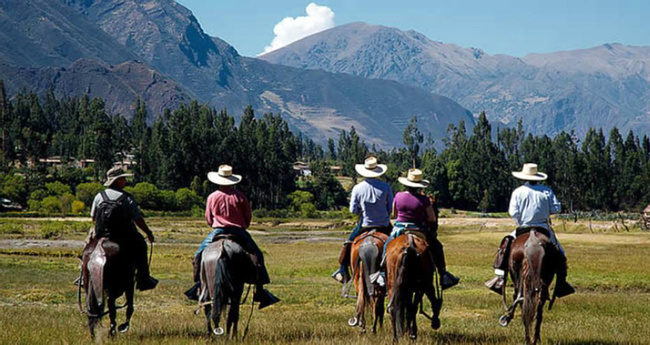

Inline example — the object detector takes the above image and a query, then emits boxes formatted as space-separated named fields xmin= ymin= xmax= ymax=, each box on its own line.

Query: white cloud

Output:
xmin=260 ymin=3 xmax=335 ymax=55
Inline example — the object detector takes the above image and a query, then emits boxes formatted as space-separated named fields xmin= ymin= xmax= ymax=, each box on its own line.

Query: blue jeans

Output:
xmin=382 ymin=222 xmax=426 ymax=262
xmin=194 ymin=227 xmax=254 ymax=258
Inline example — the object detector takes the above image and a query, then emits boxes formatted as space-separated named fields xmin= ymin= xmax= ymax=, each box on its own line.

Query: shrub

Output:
xmin=125 ymin=182 xmax=161 ymax=210
xmin=287 ymin=191 xmax=314 ymax=211
xmin=29 ymin=189 xmax=48 ymax=202
xmin=41 ymin=196 xmax=63 ymax=214
xmin=159 ymin=190 xmax=178 ymax=211
xmin=72 ymin=200 xmax=85 ymax=214
xmin=176 ymin=188 xmax=203 ymax=211
xmin=45 ymin=181 xmax=72 ymax=197
xmin=1 ymin=173 xmax=27 ymax=204
xmin=60 ymin=193 xmax=75 ymax=214
xmin=27 ymin=199 xmax=41 ymax=211
xmin=41 ymin=222 xmax=63 ymax=239
xmin=300 ymin=203 xmax=318 ymax=218
xmin=76 ymin=182 xmax=104 ymax=206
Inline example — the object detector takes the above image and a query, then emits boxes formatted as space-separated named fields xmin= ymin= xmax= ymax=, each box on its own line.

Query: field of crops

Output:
xmin=1 ymin=216 xmax=649 ymax=344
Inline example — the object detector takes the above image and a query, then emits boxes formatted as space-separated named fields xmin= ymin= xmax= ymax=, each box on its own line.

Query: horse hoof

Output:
xmin=348 ymin=317 xmax=358 ymax=327
xmin=213 ymin=327 xmax=224 ymax=336
xmin=109 ymin=326 xmax=116 ymax=337
xmin=118 ymin=323 xmax=130 ymax=333
xmin=431 ymin=317 xmax=441 ymax=330
xmin=499 ymin=315 xmax=511 ymax=327
xmin=409 ymin=334 xmax=417 ymax=340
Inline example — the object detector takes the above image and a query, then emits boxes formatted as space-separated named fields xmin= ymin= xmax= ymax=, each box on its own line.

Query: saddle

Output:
xmin=211 ymin=234 xmax=252 ymax=253
xmin=353 ymin=227 xmax=390 ymax=245
xmin=515 ymin=226 xmax=551 ymax=239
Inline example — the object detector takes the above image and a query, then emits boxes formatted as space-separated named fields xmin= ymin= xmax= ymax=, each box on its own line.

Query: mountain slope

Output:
xmin=0 ymin=0 xmax=476 ymax=147
xmin=261 ymin=22 xmax=650 ymax=137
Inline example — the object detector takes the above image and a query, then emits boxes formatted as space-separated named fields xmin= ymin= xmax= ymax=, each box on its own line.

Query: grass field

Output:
xmin=0 ymin=217 xmax=649 ymax=344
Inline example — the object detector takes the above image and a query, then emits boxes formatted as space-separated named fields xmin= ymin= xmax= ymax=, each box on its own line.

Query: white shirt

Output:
xmin=508 ymin=182 xmax=561 ymax=230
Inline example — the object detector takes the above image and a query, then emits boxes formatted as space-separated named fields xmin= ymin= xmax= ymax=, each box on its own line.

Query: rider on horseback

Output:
xmin=82 ymin=167 xmax=158 ymax=291
xmin=485 ymin=163 xmax=575 ymax=298
xmin=185 ymin=165 xmax=279 ymax=309
xmin=331 ymin=156 xmax=393 ymax=284
xmin=372 ymin=168 xmax=460 ymax=290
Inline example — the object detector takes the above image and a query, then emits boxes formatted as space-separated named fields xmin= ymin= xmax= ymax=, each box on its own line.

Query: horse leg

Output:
xmin=118 ymin=286 xmax=134 ymax=333
xmin=534 ymin=300 xmax=545 ymax=345
xmin=356 ymin=274 xmax=366 ymax=333
xmin=425 ymin=286 xmax=442 ymax=330
xmin=227 ymin=291 xmax=242 ymax=339
xmin=407 ymin=293 xmax=419 ymax=340
xmin=107 ymin=296 xmax=117 ymax=337
xmin=204 ymin=304 xmax=213 ymax=335
xmin=212 ymin=294 xmax=224 ymax=336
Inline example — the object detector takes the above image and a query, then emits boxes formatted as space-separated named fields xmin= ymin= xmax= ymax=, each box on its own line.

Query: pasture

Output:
xmin=0 ymin=216 xmax=649 ymax=344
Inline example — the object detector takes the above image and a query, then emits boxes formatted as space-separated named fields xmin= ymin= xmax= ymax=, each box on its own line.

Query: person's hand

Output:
xmin=147 ymin=232 xmax=155 ymax=243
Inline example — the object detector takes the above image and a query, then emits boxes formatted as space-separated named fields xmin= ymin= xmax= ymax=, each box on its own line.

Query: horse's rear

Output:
xmin=386 ymin=232 xmax=440 ymax=341
xmin=505 ymin=230 xmax=555 ymax=345
xmin=84 ymin=238 xmax=135 ymax=339
xmin=200 ymin=238 xmax=256 ymax=338
xmin=348 ymin=230 xmax=388 ymax=333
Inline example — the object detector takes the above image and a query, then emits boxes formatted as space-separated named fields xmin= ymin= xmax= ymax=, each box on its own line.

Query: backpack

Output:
xmin=94 ymin=190 xmax=130 ymax=238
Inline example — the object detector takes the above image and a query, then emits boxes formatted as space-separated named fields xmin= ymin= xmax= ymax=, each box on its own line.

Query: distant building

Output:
xmin=293 ymin=161 xmax=311 ymax=176
xmin=330 ymin=165 xmax=342 ymax=175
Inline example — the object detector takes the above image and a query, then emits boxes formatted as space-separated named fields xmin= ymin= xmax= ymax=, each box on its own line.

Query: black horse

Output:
xmin=81 ymin=238 xmax=136 ymax=339
xmin=199 ymin=236 xmax=256 ymax=338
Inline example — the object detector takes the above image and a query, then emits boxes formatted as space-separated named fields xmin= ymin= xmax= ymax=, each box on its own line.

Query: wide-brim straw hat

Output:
xmin=398 ymin=168 xmax=429 ymax=188
xmin=355 ymin=156 xmax=387 ymax=178
xmin=512 ymin=163 xmax=547 ymax=181
xmin=208 ymin=165 xmax=242 ymax=186
xmin=104 ymin=166 xmax=133 ymax=187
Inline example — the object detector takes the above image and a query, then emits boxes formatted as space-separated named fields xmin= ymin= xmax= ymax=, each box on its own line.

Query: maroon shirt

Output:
xmin=205 ymin=187 xmax=252 ymax=229
xmin=394 ymin=191 xmax=431 ymax=225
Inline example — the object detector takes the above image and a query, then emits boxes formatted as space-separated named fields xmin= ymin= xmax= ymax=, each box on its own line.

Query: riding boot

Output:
xmin=253 ymin=284 xmax=280 ymax=309
xmin=134 ymin=239 xmax=158 ymax=291
xmin=332 ymin=241 xmax=352 ymax=284
xmin=426 ymin=233 xmax=460 ymax=290
xmin=553 ymin=252 xmax=575 ymax=298
xmin=184 ymin=254 xmax=202 ymax=301
xmin=485 ymin=236 xmax=513 ymax=295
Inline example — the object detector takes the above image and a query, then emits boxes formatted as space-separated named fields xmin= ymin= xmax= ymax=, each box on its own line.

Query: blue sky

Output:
xmin=177 ymin=0 xmax=648 ymax=57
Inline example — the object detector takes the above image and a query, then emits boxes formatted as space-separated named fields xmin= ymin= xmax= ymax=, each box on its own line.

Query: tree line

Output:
xmin=1 ymin=80 xmax=649 ymax=213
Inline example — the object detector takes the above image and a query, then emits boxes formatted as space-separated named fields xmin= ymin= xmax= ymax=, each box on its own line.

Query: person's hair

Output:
xmin=406 ymin=186 xmax=419 ymax=194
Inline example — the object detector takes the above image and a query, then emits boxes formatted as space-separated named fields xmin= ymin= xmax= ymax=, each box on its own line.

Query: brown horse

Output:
xmin=498 ymin=229 xmax=558 ymax=345
xmin=386 ymin=232 xmax=442 ymax=341
xmin=199 ymin=236 xmax=256 ymax=338
xmin=347 ymin=230 xmax=388 ymax=333
xmin=81 ymin=238 xmax=136 ymax=339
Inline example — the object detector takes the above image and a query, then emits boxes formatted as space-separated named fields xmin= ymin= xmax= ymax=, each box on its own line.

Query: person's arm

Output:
xmin=425 ymin=205 xmax=437 ymax=223
xmin=508 ymin=190 xmax=521 ymax=226
xmin=392 ymin=200 xmax=398 ymax=219
xmin=349 ymin=186 xmax=360 ymax=215
xmin=135 ymin=217 xmax=154 ymax=243
xmin=243 ymin=196 xmax=252 ymax=229
xmin=549 ymin=189 xmax=562 ymax=214
xmin=205 ymin=194 xmax=213 ymax=227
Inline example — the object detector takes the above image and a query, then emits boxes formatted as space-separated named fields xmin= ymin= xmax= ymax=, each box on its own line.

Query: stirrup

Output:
xmin=485 ymin=276 xmax=504 ymax=295
xmin=370 ymin=271 xmax=385 ymax=287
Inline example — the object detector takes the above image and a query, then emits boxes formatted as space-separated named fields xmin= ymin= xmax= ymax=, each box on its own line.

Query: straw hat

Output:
xmin=512 ymin=163 xmax=547 ymax=181
xmin=104 ymin=166 xmax=133 ymax=187
xmin=207 ymin=165 xmax=242 ymax=186
xmin=398 ymin=168 xmax=429 ymax=188
xmin=355 ymin=156 xmax=387 ymax=178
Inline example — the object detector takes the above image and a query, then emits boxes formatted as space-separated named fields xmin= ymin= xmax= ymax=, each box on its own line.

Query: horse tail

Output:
xmin=359 ymin=241 xmax=379 ymax=297
xmin=522 ymin=233 xmax=545 ymax=338
xmin=392 ymin=238 xmax=417 ymax=338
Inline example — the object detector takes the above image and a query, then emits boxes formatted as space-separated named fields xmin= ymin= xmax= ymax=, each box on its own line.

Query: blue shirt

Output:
xmin=349 ymin=178 xmax=394 ymax=227
xmin=509 ymin=182 xmax=561 ymax=230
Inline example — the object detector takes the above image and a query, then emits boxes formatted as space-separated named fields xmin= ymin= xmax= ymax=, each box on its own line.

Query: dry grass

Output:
xmin=0 ymin=217 xmax=649 ymax=344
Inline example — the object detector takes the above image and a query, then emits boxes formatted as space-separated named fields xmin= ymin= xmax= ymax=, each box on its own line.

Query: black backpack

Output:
xmin=94 ymin=190 xmax=130 ymax=238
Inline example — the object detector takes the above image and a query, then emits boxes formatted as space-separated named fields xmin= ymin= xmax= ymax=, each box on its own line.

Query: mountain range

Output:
xmin=261 ymin=22 xmax=650 ymax=137
xmin=0 ymin=0 xmax=475 ymax=147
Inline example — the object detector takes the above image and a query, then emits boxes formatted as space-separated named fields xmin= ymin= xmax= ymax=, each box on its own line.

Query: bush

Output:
xmin=60 ymin=193 xmax=75 ymax=214
xmin=27 ymin=199 xmax=41 ymax=211
xmin=159 ymin=190 xmax=178 ymax=211
xmin=1 ymin=173 xmax=27 ymax=204
xmin=176 ymin=188 xmax=203 ymax=211
xmin=40 ymin=196 xmax=63 ymax=214
xmin=300 ymin=203 xmax=318 ymax=218
xmin=72 ymin=200 xmax=85 ymax=214
xmin=287 ymin=191 xmax=314 ymax=211
xmin=45 ymin=181 xmax=72 ymax=197
xmin=29 ymin=189 xmax=48 ymax=202
xmin=125 ymin=182 xmax=161 ymax=210
xmin=76 ymin=182 xmax=104 ymax=206
xmin=40 ymin=222 xmax=63 ymax=239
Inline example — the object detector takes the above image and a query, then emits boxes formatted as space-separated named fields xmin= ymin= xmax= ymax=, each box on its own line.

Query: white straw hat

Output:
xmin=104 ymin=166 xmax=133 ymax=187
xmin=355 ymin=156 xmax=387 ymax=178
xmin=398 ymin=168 xmax=429 ymax=188
xmin=512 ymin=163 xmax=547 ymax=181
xmin=207 ymin=165 xmax=242 ymax=186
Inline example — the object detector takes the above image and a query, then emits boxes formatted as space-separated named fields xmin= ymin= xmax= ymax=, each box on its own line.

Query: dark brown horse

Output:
xmin=199 ymin=236 xmax=256 ymax=338
xmin=385 ymin=232 xmax=442 ymax=341
xmin=498 ymin=229 xmax=558 ymax=345
xmin=347 ymin=230 xmax=388 ymax=333
xmin=81 ymin=238 xmax=136 ymax=339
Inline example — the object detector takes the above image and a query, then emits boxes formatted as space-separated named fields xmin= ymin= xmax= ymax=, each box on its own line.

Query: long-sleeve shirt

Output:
xmin=349 ymin=178 xmax=393 ymax=227
xmin=205 ymin=187 xmax=252 ymax=229
xmin=509 ymin=182 xmax=561 ymax=230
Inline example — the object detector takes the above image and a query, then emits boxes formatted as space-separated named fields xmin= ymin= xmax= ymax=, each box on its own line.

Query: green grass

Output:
xmin=0 ymin=218 xmax=649 ymax=344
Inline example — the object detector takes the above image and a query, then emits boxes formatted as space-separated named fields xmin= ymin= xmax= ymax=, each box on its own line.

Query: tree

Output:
xmin=403 ymin=116 xmax=424 ymax=167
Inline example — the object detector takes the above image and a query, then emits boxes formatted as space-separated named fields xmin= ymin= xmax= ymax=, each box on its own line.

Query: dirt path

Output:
xmin=0 ymin=239 xmax=85 ymax=249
